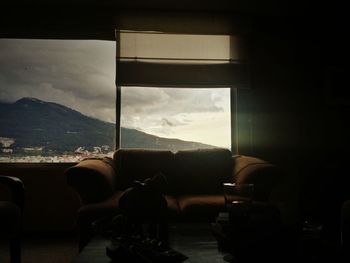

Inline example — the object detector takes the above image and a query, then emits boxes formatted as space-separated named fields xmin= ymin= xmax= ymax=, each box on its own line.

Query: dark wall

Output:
xmin=0 ymin=164 xmax=80 ymax=234
xmin=245 ymin=14 xmax=350 ymax=239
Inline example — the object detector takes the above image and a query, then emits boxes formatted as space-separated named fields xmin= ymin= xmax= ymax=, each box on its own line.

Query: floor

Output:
xmin=0 ymin=226 xmax=345 ymax=263
xmin=72 ymin=223 xmax=228 ymax=263
xmin=0 ymin=235 xmax=79 ymax=263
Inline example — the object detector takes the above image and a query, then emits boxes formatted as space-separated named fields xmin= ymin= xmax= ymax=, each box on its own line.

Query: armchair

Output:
xmin=0 ymin=175 xmax=24 ymax=263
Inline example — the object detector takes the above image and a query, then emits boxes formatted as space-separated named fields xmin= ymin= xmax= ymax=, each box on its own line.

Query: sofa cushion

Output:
xmin=77 ymin=191 xmax=181 ymax=226
xmin=113 ymin=149 xmax=175 ymax=191
xmin=177 ymin=195 xmax=226 ymax=221
xmin=170 ymin=148 xmax=233 ymax=195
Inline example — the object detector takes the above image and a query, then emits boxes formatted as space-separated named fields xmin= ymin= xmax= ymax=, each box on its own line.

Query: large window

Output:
xmin=116 ymin=31 xmax=247 ymax=153
xmin=120 ymin=87 xmax=231 ymax=151
xmin=0 ymin=39 xmax=116 ymax=162
xmin=0 ymin=27 xmax=247 ymax=162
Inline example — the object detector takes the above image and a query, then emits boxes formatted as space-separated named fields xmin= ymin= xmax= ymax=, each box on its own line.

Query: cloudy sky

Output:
xmin=0 ymin=39 xmax=231 ymax=148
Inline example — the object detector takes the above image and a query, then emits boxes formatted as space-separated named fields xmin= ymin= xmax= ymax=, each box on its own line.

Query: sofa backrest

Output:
xmin=113 ymin=149 xmax=280 ymax=199
xmin=113 ymin=148 xmax=234 ymax=195
xmin=170 ymin=148 xmax=233 ymax=195
xmin=113 ymin=149 xmax=175 ymax=191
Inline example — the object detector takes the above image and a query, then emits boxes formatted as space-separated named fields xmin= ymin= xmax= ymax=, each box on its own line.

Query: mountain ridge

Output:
xmin=0 ymin=97 xmax=215 ymax=153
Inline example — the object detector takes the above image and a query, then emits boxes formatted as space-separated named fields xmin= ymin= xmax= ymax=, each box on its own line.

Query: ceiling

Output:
xmin=0 ymin=0 xmax=344 ymax=39
xmin=2 ymin=0 xmax=296 ymax=12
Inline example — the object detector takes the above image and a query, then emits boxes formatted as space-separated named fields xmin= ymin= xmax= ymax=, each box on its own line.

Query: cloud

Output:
xmin=121 ymin=87 xmax=227 ymax=119
xmin=162 ymin=118 xmax=175 ymax=127
xmin=161 ymin=117 xmax=188 ymax=127
xmin=0 ymin=39 xmax=116 ymax=122
xmin=120 ymin=87 xmax=230 ymax=141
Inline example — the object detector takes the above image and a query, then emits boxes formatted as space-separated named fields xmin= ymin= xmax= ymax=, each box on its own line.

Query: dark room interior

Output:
xmin=1 ymin=0 xmax=350 ymax=262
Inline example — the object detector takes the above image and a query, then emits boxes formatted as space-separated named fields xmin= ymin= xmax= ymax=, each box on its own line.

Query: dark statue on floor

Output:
xmin=106 ymin=173 xmax=187 ymax=263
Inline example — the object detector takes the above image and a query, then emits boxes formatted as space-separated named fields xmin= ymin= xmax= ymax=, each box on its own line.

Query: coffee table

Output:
xmin=71 ymin=223 xmax=228 ymax=263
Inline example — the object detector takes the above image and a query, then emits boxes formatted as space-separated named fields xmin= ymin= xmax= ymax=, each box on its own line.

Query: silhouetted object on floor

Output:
xmin=106 ymin=214 xmax=187 ymax=263
xmin=0 ymin=175 xmax=24 ymax=263
xmin=118 ymin=172 xmax=169 ymax=244
xmin=212 ymin=202 xmax=299 ymax=263
xmin=105 ymin=173 xmax=187 ymax=262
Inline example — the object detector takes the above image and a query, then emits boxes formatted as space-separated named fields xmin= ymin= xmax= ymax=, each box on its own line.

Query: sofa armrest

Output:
xmin=65 ymin=157 xmax=116 ymax=204
xmin=233 ymin=155 xmax=281 ymax=202
xmin=0 ymin=175 xmax=25 ymax=210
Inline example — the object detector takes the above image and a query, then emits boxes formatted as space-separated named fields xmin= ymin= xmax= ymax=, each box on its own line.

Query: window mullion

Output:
xmin=230 ymin=87 xmax=238 ymax=154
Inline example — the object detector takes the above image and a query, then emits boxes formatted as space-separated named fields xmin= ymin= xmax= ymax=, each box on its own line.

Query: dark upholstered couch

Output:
xmin=65 ymin=148 xmax=281 ymax=249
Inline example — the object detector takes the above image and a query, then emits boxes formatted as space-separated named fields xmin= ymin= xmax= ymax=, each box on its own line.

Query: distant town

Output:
xmin=0 ymin=153 xmax=114 ymax=163
xmin=0 ymin=136 xmax=113 ymax=162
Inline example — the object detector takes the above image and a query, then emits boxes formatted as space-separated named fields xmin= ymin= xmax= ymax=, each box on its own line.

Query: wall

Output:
xmin=0 ymin=163 xmax=81 ymax=234
xmin=246 ymin=14 xmax=350 ymax=240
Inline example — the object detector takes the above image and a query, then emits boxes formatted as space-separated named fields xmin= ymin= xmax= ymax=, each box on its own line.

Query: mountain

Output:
xmin=0 ymin=97 xmax=214 ymax=153
xmin=120 ymin=127 xmax=214 ymax=151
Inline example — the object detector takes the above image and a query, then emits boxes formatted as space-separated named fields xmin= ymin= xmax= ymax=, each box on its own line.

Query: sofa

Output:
xmin=65 ymin=148 xmax=281 ymax=249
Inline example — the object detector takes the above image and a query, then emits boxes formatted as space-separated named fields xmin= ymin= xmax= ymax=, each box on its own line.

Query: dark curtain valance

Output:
xmin=115 ymin=11 xmax=251 ymax=35
xmin=116 ymin=61 xmax=249 ymax=88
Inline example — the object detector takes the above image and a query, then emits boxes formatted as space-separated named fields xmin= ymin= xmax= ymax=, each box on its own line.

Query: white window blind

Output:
xmin=120 ymin=32 xmax=232 ymax=61
xmin=116 ymin=31 xmax=249 ymax=88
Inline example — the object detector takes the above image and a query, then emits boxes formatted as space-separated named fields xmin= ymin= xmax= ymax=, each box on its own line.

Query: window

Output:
xmin=120 ymin=87 xmax=231 ymax=151
xmin=116 ymin=31 xmax=248 ymax=153
xmin=0 ymin=39 xmax=116 ymax=162
xmin=0 ymin=27 xmax=248 ymax=162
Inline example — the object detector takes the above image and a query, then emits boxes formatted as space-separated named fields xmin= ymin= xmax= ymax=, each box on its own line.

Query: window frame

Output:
xmin=114 ymin=31 xmax=240 ymax=154
xmin=115 ymin=85 xmax=237 ymax=154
